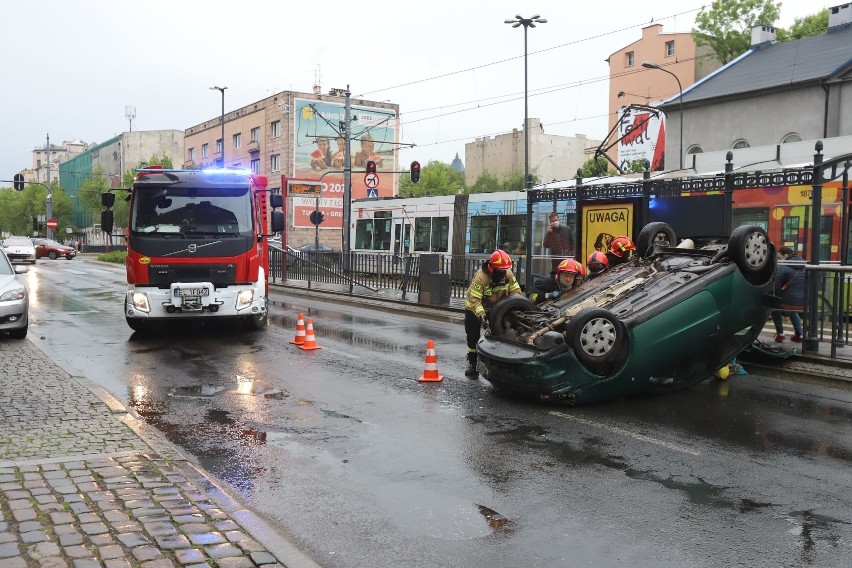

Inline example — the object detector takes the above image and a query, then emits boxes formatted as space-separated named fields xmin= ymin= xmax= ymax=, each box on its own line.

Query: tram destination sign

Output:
xmin=287 ymin=179 xmax=322 ymax=197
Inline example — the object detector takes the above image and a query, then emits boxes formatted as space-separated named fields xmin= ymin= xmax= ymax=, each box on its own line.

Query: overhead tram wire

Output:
xmin=357 ymin=7 xmax=701 ymax=98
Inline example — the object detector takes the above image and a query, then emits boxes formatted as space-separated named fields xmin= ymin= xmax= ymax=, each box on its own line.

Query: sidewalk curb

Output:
xmin=25 ymin=335 xmax=321 ymax=568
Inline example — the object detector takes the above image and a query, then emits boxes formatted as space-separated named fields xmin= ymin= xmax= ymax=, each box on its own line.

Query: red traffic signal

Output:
xmin=366 ymin=160 xmax=377 ymax=175
xmin=410 ymin=161 xmax=421 ymax=183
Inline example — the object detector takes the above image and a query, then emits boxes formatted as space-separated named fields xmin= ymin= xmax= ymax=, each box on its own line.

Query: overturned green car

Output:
xmin=478 ymin=223 xmax=778 ymax=404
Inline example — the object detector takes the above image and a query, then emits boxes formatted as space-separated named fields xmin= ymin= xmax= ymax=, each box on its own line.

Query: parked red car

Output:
xmin=32 ymin=238 xmax=77 ymax=260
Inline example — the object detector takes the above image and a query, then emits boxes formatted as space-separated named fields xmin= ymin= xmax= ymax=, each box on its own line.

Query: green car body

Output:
xmin=478 ymin=224 xmax=778 ymax=404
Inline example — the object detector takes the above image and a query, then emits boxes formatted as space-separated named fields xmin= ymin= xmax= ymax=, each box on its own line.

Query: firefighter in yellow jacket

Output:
xmin=464 ymin=249 xmax=523 ymax=377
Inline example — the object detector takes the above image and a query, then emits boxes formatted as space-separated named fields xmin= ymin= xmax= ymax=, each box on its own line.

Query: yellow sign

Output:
xmin=139 ymin=257 xmax=151 ymax=264
xmin=582 ymin=203 xmax=633 ymax=262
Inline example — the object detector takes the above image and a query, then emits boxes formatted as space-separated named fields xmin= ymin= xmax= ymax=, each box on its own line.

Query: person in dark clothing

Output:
xmin=542 ymin=212 xmax=574 ymax=272
xmin=773 ymin=246 xmax=805 ymax=342
xmin=527 ymin=258 xmax=585 ymax=304
xmin=605 ymin=236 xmax=635 ymax=267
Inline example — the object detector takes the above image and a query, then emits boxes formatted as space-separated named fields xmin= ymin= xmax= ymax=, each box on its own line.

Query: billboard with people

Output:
xmin=292 ymin=99 xmax=398 ymax=229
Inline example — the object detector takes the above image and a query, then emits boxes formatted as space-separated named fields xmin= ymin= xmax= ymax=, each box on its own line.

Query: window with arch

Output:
xmin=731 ymin=139 xmax=750 ymax=149
xmin=686 ymin=145 xmax=703 ymax=155
xmin=782 ymin=132 xmax=802 ymax=144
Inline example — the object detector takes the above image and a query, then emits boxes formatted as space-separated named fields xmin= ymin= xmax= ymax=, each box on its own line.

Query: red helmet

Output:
xmin=556 ymin=258 xmax=586 ymax=278
xmin=610 ymin=236 xmax=636 ymax=258
xmin=487 ymin=249 xmax=513 ymax=272
xmin=587 ymin=251 xmax=609 ymax=273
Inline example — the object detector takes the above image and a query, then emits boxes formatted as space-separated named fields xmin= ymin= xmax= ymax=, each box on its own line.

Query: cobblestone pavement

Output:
xmin=0 ymin=339 xmax=310 ymax=568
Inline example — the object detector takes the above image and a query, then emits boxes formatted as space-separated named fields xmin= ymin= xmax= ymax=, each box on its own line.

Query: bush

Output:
xmin=98 ymin=250 xmax=127 ymax=264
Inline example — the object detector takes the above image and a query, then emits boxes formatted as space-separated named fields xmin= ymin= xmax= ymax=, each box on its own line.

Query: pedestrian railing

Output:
xmin=801 ymin=264 xmax=852 ymax=358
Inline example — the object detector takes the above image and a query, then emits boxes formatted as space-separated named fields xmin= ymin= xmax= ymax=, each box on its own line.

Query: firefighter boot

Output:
xmin=464 ymin=352 xmax=479 ymax=378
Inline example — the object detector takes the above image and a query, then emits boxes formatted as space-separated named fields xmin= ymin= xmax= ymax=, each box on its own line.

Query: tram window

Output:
xmin=820 ymin=215 xmax=832 ymax=261
xmin=355 ymin=220 xmax=374 ymax=249
xmin=432 ymin=217 xmax=449 ymax=252
xmin=781 ymin=216 xmax=799 ymax=251
xmin=498 ymin=214 xmax=527 ymax=255
xmin=374 ymin=217 xmax=393 ymax=251
xmin=414 ymin=218 xmax=431 ymax=251
xmin=732 ymin=207 xmax=768 ymax=231
xmin=470 ymin=216 xmax=498 ymax=253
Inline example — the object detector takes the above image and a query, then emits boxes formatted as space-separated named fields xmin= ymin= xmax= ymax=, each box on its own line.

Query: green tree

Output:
xmin=467 ymin=171 xmax=501 ymax=194
xmin=581 ymin=156 xmax=617 ymax=177
xmin=398 ymin=160 xmax=464 ymax=197
xmin=694 ymin=0 xmax=782 ymax=64
xmin=784 ymin=8 xmax=829 ymax=40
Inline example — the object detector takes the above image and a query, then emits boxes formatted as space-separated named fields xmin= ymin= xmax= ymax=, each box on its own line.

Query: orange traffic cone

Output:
xmin=289 ymin=313 xmax=306 ymax=345
xmin=418 ymin=340 xmax=444 ymax=382
xmin=299 ymin=318 xmax=322 ymax=350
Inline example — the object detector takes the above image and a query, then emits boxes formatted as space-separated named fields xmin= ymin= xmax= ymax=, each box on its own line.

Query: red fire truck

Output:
xmin=101 ymin=167 xmax=284 ymax=332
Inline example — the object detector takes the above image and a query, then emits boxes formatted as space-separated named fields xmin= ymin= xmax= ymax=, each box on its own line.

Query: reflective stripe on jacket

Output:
xmin=465 ymin=268 xmax=523 ymax=315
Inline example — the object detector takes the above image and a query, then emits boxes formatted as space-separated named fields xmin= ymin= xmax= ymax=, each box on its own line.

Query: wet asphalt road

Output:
xmin=18 ymin=257 xmax=852 ymax=567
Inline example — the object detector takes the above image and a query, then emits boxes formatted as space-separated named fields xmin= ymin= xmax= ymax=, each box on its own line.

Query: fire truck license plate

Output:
xmin=174 ymin=288 xmax=210 ymax=297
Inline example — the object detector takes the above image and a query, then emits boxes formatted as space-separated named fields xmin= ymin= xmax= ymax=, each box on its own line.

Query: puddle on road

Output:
xmin=783 ymin=509 xmax=849 ymax=561
xmin=168 ymin=380 xmax=288 ymax=400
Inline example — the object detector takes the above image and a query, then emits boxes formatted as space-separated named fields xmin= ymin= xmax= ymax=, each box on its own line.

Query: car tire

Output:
xmin=636 ymin=222 xmax=676 ymax=258
xmin=727 ymin=225 xmax=774 ymax=284
xmin=48 ymin=251 xmax=57 ymax=260
xmin=486 ymin=296 xmax=541 ymax=339
xmin=566 ymin=307 xmax=627 ymax=371
xmin=8 ymin=325 xmax=27 ymax=339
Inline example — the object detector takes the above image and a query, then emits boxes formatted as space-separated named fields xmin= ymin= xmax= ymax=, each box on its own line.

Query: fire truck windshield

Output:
xmin=130 ymin=185 xmax=254 ymax=236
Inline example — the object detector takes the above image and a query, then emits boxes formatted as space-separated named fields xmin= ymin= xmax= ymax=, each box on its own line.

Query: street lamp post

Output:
xmin=210 ymin=86 xmax=227 ymax=167
xmin=642 ymin=62 xmax=683 ymax=170
xmin=505 ymin=14 xmax=547 ymax=189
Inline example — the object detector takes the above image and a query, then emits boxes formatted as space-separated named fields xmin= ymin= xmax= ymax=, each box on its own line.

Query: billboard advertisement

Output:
xmin=292 ymin=99 xmax=397 ymax=229
xmin=617 ymin=106 xmax=666 ymax=172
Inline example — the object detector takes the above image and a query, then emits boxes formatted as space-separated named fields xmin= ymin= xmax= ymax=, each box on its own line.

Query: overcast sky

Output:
xmin=0 ymin=0 xmax=825 ymax=182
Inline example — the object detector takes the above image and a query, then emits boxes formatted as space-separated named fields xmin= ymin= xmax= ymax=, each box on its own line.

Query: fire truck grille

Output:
xmin=147 ymin=264 xmax=237 ymax=289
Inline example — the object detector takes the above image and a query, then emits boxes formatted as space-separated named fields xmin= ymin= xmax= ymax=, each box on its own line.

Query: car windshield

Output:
xmin=130 ymin=185 xmax=254 ymax=236
xmin=0 ymin=254 xmax=12 ymax=275
xmin=3 ymin=237 xmax=31 ymax=246
xmin=41 ymin=239 xmax=61 ymax=246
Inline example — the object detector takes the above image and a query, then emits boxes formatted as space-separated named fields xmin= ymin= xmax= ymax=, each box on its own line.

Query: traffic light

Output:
xmin=410 ymin=161 xmax=421 ymax=183
xmin=309 ymin=210 xmax=325 ymax=225
xmin=13 ymin=173 xmax=25 ymax=191
xmin=366 ymin=160 xmax=376 ymax=175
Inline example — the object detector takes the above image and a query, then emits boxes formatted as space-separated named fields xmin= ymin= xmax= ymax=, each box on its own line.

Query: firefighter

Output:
xmin=606 ymin=236 xmax=636 ymax=267
xmin=586 ymin=251 xmax=609 ymax=280
xmin=464 ymin=249 xmax=523 ymax=377
xmin=528 ymin=258 xmax=586 ymax=304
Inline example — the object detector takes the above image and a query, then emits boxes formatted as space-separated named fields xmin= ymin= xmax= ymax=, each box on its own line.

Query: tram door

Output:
xmin=393 ymin=220 xmax=412 ymax=255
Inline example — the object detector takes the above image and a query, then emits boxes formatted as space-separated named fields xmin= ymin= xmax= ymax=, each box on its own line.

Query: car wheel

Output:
xmin=566 ymin=308 xmax=627 ymax=370
xmin=728 ymin=225 xmax=774 ymax=284
xmin=636 ymin=222 xmax=676 ymax=258
xmin=8 ymin=324 xmax=27 ymax=339
xmin=486 ymin=296 xmax=541 ymax=339
xmin=48 ymin=251 xmax=58 ymax=260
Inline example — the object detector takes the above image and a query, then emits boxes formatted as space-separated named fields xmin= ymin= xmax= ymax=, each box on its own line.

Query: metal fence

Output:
xmin=802 ymin=265 xmax=852 ymax=358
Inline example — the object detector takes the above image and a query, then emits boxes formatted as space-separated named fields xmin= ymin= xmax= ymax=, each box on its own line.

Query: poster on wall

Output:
xmin=581 ymin=203 xmax=633 ymax=263
xmin=617 ymin=106 xmax=666 ymax=172
xmin=292 ymin=99 xmax=397 ymax=229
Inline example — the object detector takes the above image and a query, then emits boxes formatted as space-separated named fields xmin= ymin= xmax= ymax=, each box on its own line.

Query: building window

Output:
xmin=271 ymin=121 xmax=281 ymax=138
xmin=201 ymin=144 xmax=209 ymax=159
xmin=216 ymin=139 xmax=223 ymax=154
xmin=188 ymin=148 xmax=195 ymax=162
xmin=233 ymin=133 xmax=241 ymax=149
xmin=251 ymin=158 xmax=260 ymax=174
xmin=731 ymin=139 xmax=750 ymax=149
xmin=665 ymin=40 xmax=675 ymax=57
xmin=782 ymin=132 xmax=803 ymax=144
xmin=626 ymin=51 xmax=634 ymax=67
xmin=250 ymin=127 xmax=260 ymax=143
xmin=686 ymin=145 xmax=703 ymax=155
xmin=270 ymin=154 xmax=281 ymax=172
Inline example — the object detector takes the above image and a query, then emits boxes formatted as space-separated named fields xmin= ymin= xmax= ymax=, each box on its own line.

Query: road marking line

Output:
xmin=549 ymin=411 xmax=702 ymax=456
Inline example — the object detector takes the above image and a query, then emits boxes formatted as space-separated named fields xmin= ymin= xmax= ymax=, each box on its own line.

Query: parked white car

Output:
xmin=0 ymin=249 xmax=29 ymax=338
xmin=1 ymin=236 xmax=36 ymax=264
